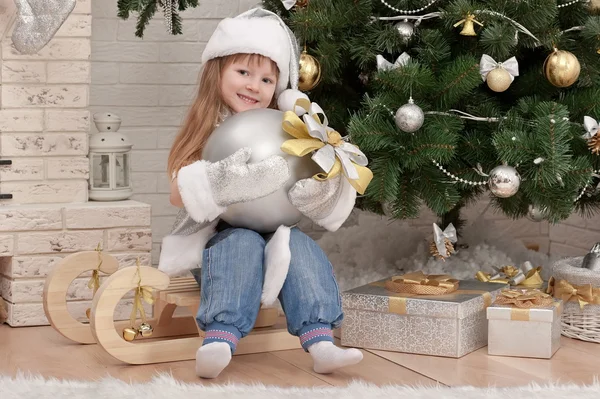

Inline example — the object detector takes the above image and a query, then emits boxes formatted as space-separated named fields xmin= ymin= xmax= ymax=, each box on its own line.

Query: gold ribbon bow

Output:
xmin=281 ymin=99 xmax=373 ymax=194
xmin=384 ymin=271 xmax=459 ymax=296
xmin=546 ymin=277 xmax=600 ymax=310
xmin=493 ymin=289 xmax=554 ymax=309
xmin=87 ymin=243 xmax=104 ymax=295
xmin=129 ymin=258 xmax=154 ymax=327
xmin=475 ymin=262 xmax=543 ymax=287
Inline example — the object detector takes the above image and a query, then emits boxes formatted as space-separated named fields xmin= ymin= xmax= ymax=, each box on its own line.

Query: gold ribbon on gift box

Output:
xmin=281 ymin=99 xmax=373 ymax=194
xmin=370 ymin=271 xmax=491 ymax=315
xmin=546 ymin=277 xmax=600 ymax=310
xmin=493 ymin=289 xmax=559 ymax=321
xmin=384 ymin=271 xmax=459 ymax=295
xmin=475 ymin=261 xmax=543 ymax=287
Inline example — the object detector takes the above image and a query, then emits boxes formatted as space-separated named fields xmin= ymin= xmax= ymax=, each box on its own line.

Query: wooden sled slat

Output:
xmin=43 ymin=251 xmax=120 ymax=344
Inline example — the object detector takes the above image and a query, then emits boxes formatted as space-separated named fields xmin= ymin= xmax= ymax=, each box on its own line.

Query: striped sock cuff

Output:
xmin=203 ymin=322 xmax=241 ymax=353
xmin=299 ymin=323 xmax=334 ymax=350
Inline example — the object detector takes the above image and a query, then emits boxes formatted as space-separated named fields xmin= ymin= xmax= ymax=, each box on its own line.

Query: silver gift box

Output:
xmin=340 ymin=278 xmax=506 ymax=358
xmin=487 ymin=299 xmax=562 ymax=359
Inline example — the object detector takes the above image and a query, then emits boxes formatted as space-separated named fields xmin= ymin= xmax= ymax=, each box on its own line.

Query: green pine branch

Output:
xmin=117 ymin=0 xmax=199 ymax=38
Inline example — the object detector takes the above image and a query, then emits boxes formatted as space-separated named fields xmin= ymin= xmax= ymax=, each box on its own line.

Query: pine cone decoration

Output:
xmin=430 ymin=238 xmax=455 ymax=261
xmin=588 ymin=135 xmax=600 ymax=155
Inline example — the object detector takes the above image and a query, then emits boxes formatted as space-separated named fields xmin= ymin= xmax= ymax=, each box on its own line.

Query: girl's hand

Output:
xmin=288 ymin=174 xmax=356 ymax=232
xmin=176 ymin=147 xmax=290 ymax=223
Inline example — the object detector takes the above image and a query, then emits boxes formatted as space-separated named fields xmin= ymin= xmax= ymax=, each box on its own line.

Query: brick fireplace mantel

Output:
xmin=0 ymin=0 xmax=153 ymax=326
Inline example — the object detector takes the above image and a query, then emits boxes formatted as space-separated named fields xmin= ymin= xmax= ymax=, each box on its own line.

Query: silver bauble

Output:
xmin=527 ymin=205 xmax=545 ymax=222
xmin=395 ymin=100 xmax=424 ymax=133
xmin=394 ymin=19 xmax=414 ymax=44
xmin=202 ymin=108 xmax=321 ymax=233
xmin=582 ymin=243 xmax=600 ymax=272
xmin=488 ymin=165 xmax=521 ymax=198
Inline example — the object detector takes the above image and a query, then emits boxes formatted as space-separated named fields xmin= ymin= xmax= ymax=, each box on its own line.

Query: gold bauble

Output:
xmin=138 ymin=322 xmax=153 ymax=338
xmin=543 ymin=49 xmax=580 ymax=88
xmin=486 ymin=67 xmax=512 ymax=92
xmin=429 ymin=238 xmax=455 ymax=261
xmin=298 ymin=50 xmax=321 ymax=92
xmin=123 ymin=327 xmax=138 ymax=342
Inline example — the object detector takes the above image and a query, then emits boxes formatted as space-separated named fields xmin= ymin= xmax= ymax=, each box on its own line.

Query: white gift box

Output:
xmin=487 ymin=299 xmax=562 ymax=359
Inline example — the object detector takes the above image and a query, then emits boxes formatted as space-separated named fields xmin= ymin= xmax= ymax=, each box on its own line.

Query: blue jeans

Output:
xmin=191 ymin=225 xmax=343 ymax=353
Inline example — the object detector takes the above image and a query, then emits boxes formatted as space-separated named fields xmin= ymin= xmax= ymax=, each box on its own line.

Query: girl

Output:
xmin=159 ymin=8 xmax=363 ymax=379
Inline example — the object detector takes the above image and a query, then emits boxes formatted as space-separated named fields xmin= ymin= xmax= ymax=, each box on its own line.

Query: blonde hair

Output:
xmin=167 ymin=53 xmax=279 ymax=177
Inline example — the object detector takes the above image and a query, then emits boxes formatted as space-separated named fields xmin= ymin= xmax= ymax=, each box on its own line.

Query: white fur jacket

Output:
xmin=157 ymin=174 xmax=356 ymax=307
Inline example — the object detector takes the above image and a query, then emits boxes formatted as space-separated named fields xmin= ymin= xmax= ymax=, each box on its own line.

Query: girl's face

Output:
xmin=220 ymin=56 xmax=278 ymax=113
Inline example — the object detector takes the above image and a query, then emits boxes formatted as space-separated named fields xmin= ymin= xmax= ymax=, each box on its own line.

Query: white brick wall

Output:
xmin=0 ymin=201 xmax=153 ymax=326
xmin=0 ymin=0 xmax=154 ymax=327
xmin=0 ymin=0 xmax=92 ymax=205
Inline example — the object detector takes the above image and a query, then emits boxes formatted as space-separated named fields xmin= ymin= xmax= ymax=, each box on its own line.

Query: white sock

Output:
xmin=308 ymin=341 xmax=363 ymax=374
xmin=195 ymin=342 xmax=232 ymax=379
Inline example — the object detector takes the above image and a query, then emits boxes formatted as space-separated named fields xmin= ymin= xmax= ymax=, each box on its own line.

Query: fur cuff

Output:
xmin=158 ymin=227 xmax=215 ymax=277
xmin=314 ymin=178 xmax=357 ymax=232
xmin=261 ymin=225 xmax=291 ymax=307
xmin=177 ymin=161 xmax=226 ymax=223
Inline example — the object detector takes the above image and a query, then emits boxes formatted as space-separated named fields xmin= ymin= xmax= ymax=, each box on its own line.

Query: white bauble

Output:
xmin=488 ymin=165 xmax=521 ymax=198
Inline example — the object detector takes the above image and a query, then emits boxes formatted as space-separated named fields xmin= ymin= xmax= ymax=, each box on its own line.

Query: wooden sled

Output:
xmin=44 ymin=251 xmax=301 ymax=364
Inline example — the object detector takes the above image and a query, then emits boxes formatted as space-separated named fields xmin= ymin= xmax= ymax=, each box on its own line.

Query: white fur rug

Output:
xmin=1 ymin=373 xmax=599 ymax=399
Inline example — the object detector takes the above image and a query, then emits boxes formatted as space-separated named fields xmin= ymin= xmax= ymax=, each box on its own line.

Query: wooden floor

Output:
xmin=1 ymin=324 xmax=599 ymax=387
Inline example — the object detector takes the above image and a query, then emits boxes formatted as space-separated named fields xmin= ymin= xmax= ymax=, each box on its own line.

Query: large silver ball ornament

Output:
xmin=394 ymin=19 xmax=414 ymax=44
xmin=488 ymin=165 xmax=521 ymax=198
xmin=202 ymin=108 xmax=321 ymax=233
xmin=395 ymin=100 xmax=424 ymax=133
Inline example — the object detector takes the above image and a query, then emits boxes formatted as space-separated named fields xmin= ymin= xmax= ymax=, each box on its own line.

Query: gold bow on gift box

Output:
xmin=476 ymin=262 xmax=543 ymax=287
xmin=546 ymin=277 xmax=600 ymax=310
xmin=493 ymin=289 xmax=554 ymax=309
xmin=281 ymin=99 xmax=373 ymax=194
xmin=384 ymin=271 xmax=459 ymax=295
xmin=371 ymin=271 xmax=493 ymax=315
xmin=493 ymin=289 xmax=559 ymax=321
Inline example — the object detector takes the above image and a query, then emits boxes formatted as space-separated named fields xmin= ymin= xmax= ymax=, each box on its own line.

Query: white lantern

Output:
xmin=89 ymin=112 xmax=133 ymax=201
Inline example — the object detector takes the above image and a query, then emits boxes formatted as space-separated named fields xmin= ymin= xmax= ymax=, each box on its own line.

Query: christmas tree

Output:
xmin=263 ymin=0 xmax=600 ymax=229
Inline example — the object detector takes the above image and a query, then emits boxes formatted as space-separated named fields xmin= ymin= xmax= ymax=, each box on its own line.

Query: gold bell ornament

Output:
xmin=298 ymin=47 xmax=322 ymax=91
xmin=453 ymin=13 xmax=483 ymax=36
xmin=123 ymin=327 xmax=139 ymax=342
xmin=480 ymin=54 xmax=519 ymax=93
xmin=543 ymin=48 xmax=580 ymax=88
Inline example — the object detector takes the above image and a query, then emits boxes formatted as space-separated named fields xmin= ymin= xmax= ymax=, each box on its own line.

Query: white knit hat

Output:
xmin=201 ymin=8 xmax=300 ymax=96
